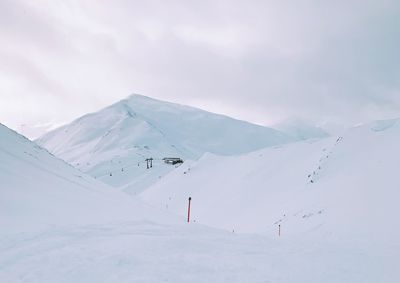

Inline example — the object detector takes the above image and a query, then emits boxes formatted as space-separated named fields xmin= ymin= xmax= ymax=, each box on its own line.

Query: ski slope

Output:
xmin=141 ymin=119 xmax=400 ymax=279
xmin=3 ymin=221 xmax=395 ymax=283
xmin=142 ymin=119 xmax=400 ymax=240
xmin=1 ymin=121 xmax=399 ymax=282
xmin=1 ymin=122 xmax=388 ymax=282
xmin=36 ymin=94 xmax=292 ymax=194
xmin=0 ymin=123 xmax=177 ymax=233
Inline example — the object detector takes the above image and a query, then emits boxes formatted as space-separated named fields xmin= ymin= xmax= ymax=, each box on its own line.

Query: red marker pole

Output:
xmin=187 ymin=197 xmax=192 ymax=223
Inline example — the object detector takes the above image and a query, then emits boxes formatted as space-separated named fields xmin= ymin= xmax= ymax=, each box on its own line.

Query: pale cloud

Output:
xmin=0 ymin=0 xmax=399 ymax=134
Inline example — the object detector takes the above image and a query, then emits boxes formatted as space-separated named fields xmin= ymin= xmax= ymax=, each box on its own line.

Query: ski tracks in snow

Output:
xmin=307 ymin=136 xmax=344 ymax=184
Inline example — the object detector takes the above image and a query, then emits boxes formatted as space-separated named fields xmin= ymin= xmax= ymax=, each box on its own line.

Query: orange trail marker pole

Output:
xmin=187 ymin=197 xmax=192 ymax=223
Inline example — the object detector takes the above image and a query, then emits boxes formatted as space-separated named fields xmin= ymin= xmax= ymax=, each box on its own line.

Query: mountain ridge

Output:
xmin=36 ymin=94 xmax=294 ymax=193
xmin=0 ymin=123 xmax=176 ymax=233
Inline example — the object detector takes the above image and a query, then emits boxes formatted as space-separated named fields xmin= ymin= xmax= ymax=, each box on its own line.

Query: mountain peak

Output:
xmin=124 ymin=94 xmax=166 ymax=105
xmin=126 ymin=93 xmax=153 ymax=100
xmin=37 ymin=94 xmax=294 ymax=193
xmin=105 ymin=94 xmax=161 ymax=116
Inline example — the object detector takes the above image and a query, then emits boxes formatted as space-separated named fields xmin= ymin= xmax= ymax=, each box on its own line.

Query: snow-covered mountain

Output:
xmin=2 ymin=119 xmax=399 ymax=282
xmin=4 ymin=122 xmax=383 ymax=283
xmin=16 ymin=123 xmax=56 ymax=140
xmin=0 ymin=123 xmax=175 ymax=233
xmin=272 ymin=119 xmax=330 ymax=140
xmin=36 ymin=94 xmax=292 ymax=194
xmin=0 ymin=122 xmax=297 ymax=282
xmin=142 ymin=118 xmax=400 ymax=243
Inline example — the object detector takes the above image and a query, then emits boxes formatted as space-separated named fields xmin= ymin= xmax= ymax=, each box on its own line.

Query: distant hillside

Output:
xmin=142 ymin=118 xmax=400 ymax=244
xmin=36 ymin=94 xmax=292 ymax=193
xmin=273 ymin=119 xmax=329 ymax=140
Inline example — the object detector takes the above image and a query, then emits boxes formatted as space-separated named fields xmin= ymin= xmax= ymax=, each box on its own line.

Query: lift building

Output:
xmin=163 ymin=157 xmax=184 ymax=165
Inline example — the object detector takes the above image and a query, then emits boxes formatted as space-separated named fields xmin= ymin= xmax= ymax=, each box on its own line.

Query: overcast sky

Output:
xmin=1 ymin=0 xmax=400 ymax=137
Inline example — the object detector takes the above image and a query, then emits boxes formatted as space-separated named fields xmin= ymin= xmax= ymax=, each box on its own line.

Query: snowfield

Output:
xmin=2 ymin=122 xmax=390 ymax=282
xmin=141 ymin=119 xmax=400 ymax=281
xmin=36 ymin=94 xmax=292 ymax=194
xmin=2 ymin=221 xmax=396 ymax=283
xmin=142 ymin=120 xmax=400 ymax=243
xmin=2 ymin=112 xmax=400 ymax=282
xmin=0 ymin=124 xmax=175 ymax=233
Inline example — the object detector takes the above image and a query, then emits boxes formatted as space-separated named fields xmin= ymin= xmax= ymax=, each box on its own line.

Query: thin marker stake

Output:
xmin=187 ymin=197 xmax=192 ymax=223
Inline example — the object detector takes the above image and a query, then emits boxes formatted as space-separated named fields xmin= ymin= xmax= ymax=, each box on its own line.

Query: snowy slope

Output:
xmin=273 ymin=119 xmax=330 ymax=140
xmin=0 ymin=123 xmax=176 ymax=233
xmin=3 ymin=123 xmax=392 ymax=283
xmin=3 ymin=220 xmax=396 ymax=283
xmin=36 ymin=94 xmax=292 ymax=194
xmin=142 ymin=119 xmax=400 ymax=244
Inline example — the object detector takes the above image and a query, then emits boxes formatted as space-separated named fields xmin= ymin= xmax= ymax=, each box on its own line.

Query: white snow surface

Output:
xmin=0 ymin=123 xmax=290 ymax=282
xmin=273 ymin=119 xmax=329 ymax=140
xmin=2 ymin=120 xmax=400 ymax=282
xmin=0 ymin=123 xmax=176 ymax=233
xmin=141 ymin=119 xmax=400 ymax=280
xmin=142 ymin=119 xmax=400 ymax=240
xmin=36 ymin=94 xmax=292 ymax=194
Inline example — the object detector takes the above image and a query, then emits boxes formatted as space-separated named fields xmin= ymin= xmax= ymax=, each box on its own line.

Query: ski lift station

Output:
xmin=163 ymin=157 xmax=184 ymax=165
